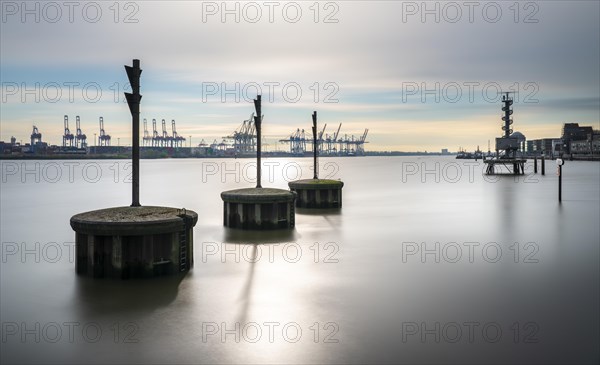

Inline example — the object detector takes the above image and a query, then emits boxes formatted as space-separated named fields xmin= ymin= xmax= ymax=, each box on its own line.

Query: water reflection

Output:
xmin=72 ymin=273 xmax=184 ymax=316
xmin=223 ymin=227 xmax=297 ymax=244
xmin=495 ymin=177 xmax=518 ymax=237
xmin=296 ymin=208 xmax=342 ymax=216
xmin=235 ymin=244 xmax=257 ymax=324
xmin=1 ymin=157 xmax=598 ymax=364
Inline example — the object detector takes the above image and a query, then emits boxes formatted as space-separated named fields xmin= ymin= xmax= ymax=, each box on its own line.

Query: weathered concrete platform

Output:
xmin=221 ymin=188 xmax=296 ymax=229
xmin=70 ymin=206 xmax=197 ymax=279
xmin=288 ymin=179 xmax=344 ymax=209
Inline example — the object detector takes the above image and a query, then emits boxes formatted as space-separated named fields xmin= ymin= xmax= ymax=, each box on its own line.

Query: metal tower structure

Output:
xmin=280 ymin=122 xmax=368 ymax=156
xmin=161 ymin=119 xmax=170 ymax=147
xmin=308 ymin=123 xmax=327 ymax=154
xmin=75 ymin=116 xmax=87 ymax=148
xmin=497 ymin=92 xmax=518 ymax=158
xmin=323 ymin=123 xmax=342 ymax=155
xmin=225 ymin=113 xmax=256 ymax=155
xmin=210 ymin=139 xmax=228 ymax=152
xmin=279 ymin=128 xmax=307 ymax=155
xmin=171 ymin=119 xmax=185 ymax=147
xmin=254 ymin=95 xmax=262 ymax=188
xmin=312 ymin=112 xmax=319 ymax=179
xmin=502 ymin=93 xmax=513 ymax=138
xmin=142 ymin=118 xmax=151 ymax=146
xmin=151 ymin=119 xmax=160 ymax=146
xmin=62 ymin=115 xmax=75 ymax=148
xmin=336 ymin=129 xmax=369 ymax=156
xmin=356 ymin=129 xmax=369 ymax=155
xmin=485 ymin=92 xmax=525 ymax=174
xmin=98 ymin=117 xmax=111 ymax=146
xmin=30 ymin=125 xmax=42 ymax=146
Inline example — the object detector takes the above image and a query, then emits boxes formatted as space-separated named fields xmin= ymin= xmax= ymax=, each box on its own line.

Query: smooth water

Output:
xmin=1 ymin=157 xmax=599 ymax=364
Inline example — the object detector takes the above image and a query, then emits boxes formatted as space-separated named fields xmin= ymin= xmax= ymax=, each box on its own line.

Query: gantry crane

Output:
xmin=151 ymin=119 xmax=160 ymax=146
xmin=98 ymin=117 xmax=111 ymax=146
xmin=161 ymin=119 xmax=171 ymax=147
xmin=171 ymin=119 xmax=185 ymax=147
xmin=307 ymin=123 xmax=327 ymax=153
xmin=63 ymin=115 xmax=75 ymax=148
xmin=30 ymin=125 xmax=42 ymax=146
xmin=327 ymin=123 xmax=342 ymax=155
xmin=356 ymin=129 xmax=369 ymax=155
xmin=286 ymin=128 xmax=307 ymax=155
xmin=75 ymin=116 xmax=87 ymax=148
xmin=143 ymin=118 xmax=151 ymax=146
xmin=225 ymin=113 xmax=256 ymax=154
xmin=317 ymin=123 xmax=327 ymax=153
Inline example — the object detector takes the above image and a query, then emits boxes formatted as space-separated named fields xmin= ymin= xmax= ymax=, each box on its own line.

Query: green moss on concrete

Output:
xmin=221 ymin=188 xmax=295 ymax=203
xmin=288 ymin=179 xmax=344 ymax=190
xmin=70 ymin=206 xmax=198 ymax=235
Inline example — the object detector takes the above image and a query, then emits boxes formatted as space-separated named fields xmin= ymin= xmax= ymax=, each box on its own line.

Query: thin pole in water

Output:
xmin=125 ymin=59 xmax=142 ymax=207
xmin=254 ymin=95 xmax=262 ymax=188
xmin=312 ymin=111 xmax=318 ymax=180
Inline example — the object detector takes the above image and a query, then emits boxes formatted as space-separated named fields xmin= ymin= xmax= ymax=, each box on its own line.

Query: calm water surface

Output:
xmin=1 ymin=157 xmax=599 ymax=364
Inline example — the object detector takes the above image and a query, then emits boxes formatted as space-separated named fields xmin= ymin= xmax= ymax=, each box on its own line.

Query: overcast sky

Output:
xmin=1 ymin=0 xmax=599 ymax=151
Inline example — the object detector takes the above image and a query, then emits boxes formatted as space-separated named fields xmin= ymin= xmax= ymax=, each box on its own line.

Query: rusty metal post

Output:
xmin=312 ymin=111 xmax=318 ymax=179
xmin=254 ymin=95 xmax=262 ymax=188
xmin=125 ymin=59 xmax=142 ymax=206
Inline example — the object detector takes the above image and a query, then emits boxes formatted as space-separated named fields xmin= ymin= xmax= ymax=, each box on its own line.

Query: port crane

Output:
xmin=317 ymin=123 xmax=327 ymax=153
xmin=30 ymin=125 xmax=42 ymax=146
xmin=171 ymin=119 xmax=185 ymax=147
xmin=151 ymin=119 xmax=160 ymax=146
xmin=280 ymin=122 xmax=367 ymax=156
xmin=292 ymin=129 xmax=306 ymax=155
xmin=161 ymin=119 xmax=170 ymax=147
xmin=62 ymin=115 xmax=75 ymax=148
xmin=279 ymin=128 xmax=307 ymax=155
xmin=225 ymin=113 xmax=256 ymax=154
xmin=327 ymin=123 xmax=342 ymax=155
xmin=98 ymin=117 xmax=111 ymax=146
xmin=142 ymin=118 xmax=151 ymax=146
xmin=307 ymin=123 xmax=327 ymax=153
xmin=356 ymin=129 xmax=369 ymax=155
xmin=75 ymin=116 xmax=87 ymax=148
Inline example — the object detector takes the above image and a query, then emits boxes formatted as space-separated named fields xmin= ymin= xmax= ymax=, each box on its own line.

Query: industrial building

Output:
xmin=525 ymin=123 xmax=599 ymax=158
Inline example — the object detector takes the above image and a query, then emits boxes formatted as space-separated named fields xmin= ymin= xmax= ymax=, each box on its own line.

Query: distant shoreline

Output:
xmin=0 ymin=152 xmax=451 ymax=160
xmin=1 ymin=153 xmax=598 ymax=161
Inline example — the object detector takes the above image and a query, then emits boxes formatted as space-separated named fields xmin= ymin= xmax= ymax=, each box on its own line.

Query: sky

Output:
xmin=1 ymin=0 xmax=599 ymax=152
